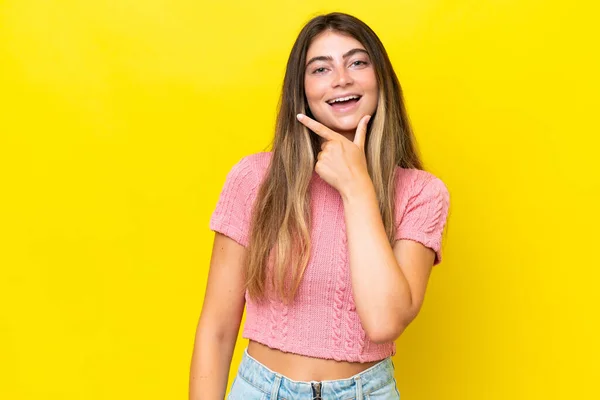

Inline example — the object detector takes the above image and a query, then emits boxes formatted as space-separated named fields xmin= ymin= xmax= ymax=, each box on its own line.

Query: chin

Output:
xmin=311 ymin=109 xmax=367 ymax=133
xmin=328 ymin=116 xmax=361 ymax=131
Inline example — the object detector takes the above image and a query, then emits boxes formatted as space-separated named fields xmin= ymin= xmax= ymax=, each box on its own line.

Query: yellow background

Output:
xmin=1 ymin=0 xmax=598 ymax=399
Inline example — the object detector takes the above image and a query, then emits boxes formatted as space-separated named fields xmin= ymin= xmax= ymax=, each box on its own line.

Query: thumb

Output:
xmin=353 ymin=115 xmax=371 ymax=150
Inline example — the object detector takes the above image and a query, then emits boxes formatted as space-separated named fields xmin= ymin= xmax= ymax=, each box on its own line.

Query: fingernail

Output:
xmin=296 ymin=113 xmax=304 ymax=121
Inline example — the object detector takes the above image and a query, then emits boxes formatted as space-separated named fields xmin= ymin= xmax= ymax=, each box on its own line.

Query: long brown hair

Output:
xmin=246 ymin=12 xmax=423 ymax=304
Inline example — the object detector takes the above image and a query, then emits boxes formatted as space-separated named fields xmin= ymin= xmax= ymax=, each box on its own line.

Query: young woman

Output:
xmin=190 ymin=12 xmax=450 ymax=400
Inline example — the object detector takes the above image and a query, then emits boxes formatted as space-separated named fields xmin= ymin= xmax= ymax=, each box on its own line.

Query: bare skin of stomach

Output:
xmin=246 ymin=340 xmax=381 ymax=382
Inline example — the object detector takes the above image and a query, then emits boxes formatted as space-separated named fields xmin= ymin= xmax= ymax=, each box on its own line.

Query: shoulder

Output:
xmin=210 ymin=152 xmax=273 ymax=247
xmin=237 ymin=151 xmax=273 ymax=173
xmin=240 ymin=151 xmax=273 ymax=165
xmin=228 ymin=151 xmax=273 ymax=182
xmin=392 ymin=167 xmax=450 ymax=265
xmin=393 ymin=166 xmax=450 ymax=207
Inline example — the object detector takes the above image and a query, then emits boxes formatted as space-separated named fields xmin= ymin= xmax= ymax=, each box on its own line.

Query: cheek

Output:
xmin=360 ymin=74 xmax=379 ymax=108
xmin=304 ymin=78 xmax=327 ymax=101
xmin=304 ymin=78 xmax=314 ymax=98
xmin=359 ymin=72 xmax=378 ymax=94
xmin=304 ymin=80 xmax=328 ymax=115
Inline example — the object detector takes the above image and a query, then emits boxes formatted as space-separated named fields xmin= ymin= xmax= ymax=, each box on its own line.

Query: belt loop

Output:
xmin=354 ymin=375 xmax=363 ymax=400
xmin=270 ymin=374 xmax=282 ymax=399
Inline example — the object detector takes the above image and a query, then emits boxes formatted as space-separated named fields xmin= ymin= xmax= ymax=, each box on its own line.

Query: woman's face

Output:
xmin=303 ymin=31 xmax=379 ymax=140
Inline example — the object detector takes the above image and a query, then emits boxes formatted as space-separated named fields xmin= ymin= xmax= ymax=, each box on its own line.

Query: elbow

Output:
xmin=366 ymin=323 xmax=405 ymax=344
xmin=364 ymin=311 xmax=416 ymax=344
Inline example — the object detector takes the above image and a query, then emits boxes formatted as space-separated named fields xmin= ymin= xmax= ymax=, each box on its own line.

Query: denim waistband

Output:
xmin=237 ymin=347 xmax=395 ymax=399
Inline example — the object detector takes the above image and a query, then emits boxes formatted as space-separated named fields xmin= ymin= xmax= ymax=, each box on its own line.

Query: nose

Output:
xmin=331 ymin=65 xmax=353 ymax=87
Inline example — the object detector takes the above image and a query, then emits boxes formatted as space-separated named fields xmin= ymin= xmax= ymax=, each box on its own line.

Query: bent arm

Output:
xmin=341 ymin=180 xmax=437 ymax=344
xmin=189 ymin=233 xmax=248 ymax=400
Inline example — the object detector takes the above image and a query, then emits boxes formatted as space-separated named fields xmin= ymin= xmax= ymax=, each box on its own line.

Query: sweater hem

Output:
xmin=243 ymin=328 xmax=395 ymax=363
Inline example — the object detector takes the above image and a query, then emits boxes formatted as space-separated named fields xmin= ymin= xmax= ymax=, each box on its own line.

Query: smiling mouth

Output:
xmin=327 ymin=96 xmax=362 ymax=111
xmin=326 ymin=95 xmax=362 ymax=106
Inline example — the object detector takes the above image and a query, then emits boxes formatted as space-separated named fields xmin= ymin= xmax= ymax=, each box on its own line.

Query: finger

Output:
xmin=297 ymin=113 xmax=340 ymax=141
xmin=353 ymin=115 xmax=371 ymax=150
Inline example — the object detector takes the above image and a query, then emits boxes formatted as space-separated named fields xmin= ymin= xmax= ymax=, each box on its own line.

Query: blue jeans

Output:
xmin=228 ymin=347 xmax=401 ymax=399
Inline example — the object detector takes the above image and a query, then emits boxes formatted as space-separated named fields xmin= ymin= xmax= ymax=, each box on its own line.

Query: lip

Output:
xmin=327 ymin=96 xmax=362 ymax=113
xmin=325 ymin=93 xmax=362 ymax=103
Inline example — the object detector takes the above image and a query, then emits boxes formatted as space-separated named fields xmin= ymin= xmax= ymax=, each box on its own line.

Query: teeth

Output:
xmin=328 ymin=95 xmax=360 ymax=104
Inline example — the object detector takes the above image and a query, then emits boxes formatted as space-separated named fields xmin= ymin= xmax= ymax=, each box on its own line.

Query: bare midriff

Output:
xmin=246 ymin=340 xmax=381 ymax=381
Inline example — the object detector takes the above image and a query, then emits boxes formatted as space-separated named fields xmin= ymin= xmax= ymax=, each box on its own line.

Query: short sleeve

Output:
xmin=209 ymin=156 xmax=259 ymax=247
xmin=395 ymin=177 xmax=450 ymax=266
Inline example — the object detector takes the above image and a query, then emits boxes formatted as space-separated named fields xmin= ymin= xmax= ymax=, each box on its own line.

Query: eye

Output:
xmin=312 ymin=67 xmax=327 ymax=74
xmin=351 ymin=60 xmax=368 ymax=67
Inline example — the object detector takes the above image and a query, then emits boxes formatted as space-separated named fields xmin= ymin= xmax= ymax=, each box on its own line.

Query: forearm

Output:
xmin=341 ymin=179 xmax=412 ymax=341
xmin=189 ymin=329 xmax=237 ymax=400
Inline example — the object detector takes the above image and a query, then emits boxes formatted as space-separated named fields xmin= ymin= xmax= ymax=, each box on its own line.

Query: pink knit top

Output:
xmin=209 ymin=151 xmax=450 ymax=363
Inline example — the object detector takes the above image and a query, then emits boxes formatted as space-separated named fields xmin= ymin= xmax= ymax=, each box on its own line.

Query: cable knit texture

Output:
xmin=209 ymin=151 xmax=450 ymax=362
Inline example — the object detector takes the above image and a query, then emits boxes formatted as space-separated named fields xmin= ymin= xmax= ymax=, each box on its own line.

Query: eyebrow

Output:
xmin=305 ymin=48 xmax=369 ymax=69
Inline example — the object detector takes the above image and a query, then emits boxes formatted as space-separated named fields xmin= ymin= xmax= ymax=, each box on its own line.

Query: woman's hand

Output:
xmin=296 ymin=113 xmax=372 ymax=198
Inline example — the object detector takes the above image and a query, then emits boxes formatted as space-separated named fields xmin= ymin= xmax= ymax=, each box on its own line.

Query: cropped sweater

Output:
xmin=209 ymin=151 xmax=450 ymax=362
